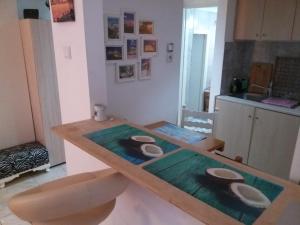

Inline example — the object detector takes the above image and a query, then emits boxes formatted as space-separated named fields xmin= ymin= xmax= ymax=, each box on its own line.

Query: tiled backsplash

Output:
xmin=221 ymin=41 xmax=300 ymax=95
xmin=221 ymin=41 xmax=254 ymax=94
xmin=273 ymin=57 xmax=300 ymax=101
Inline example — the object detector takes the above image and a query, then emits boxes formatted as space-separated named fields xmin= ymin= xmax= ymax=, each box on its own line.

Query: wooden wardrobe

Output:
xmin=20 ymin=19 xmax=65 ymax=166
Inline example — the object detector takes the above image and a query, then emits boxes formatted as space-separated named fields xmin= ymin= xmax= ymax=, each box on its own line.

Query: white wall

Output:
xmin=83 ymin=0 xmax=108 ymax=109
xmin=17 ymin=0 xmax=51 ymax=20
xmin=50 ymin=0 xmax=92 ymax=170
xmin=0 ymin=0 xmax=35 ymax=149
xmin=50 ymin=1 xmax=91 ymax=124
xmin=103 ymin=0 xmax=183 ymax=125
xmin=208 ymin=0 xmax=229 ymax=112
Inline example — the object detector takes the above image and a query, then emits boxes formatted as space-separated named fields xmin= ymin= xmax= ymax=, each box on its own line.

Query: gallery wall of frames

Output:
xmin=104 ymin=11 xmax=158 ymax=83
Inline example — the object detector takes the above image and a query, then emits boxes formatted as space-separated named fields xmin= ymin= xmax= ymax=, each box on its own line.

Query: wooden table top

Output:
xmin=52 ymin=119 xmax=300 ymax=225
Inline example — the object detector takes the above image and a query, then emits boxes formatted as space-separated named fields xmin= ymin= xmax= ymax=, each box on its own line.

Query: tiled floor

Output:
xmin=0 ymin=164 xmax=67 ymax=225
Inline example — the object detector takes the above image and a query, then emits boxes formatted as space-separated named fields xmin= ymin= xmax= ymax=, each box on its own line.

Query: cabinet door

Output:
xmin=235 ymin=0 xmax=265 ymax=40
xmin=214 ymin=100 xmax=255 ymax=162
xmin=261 ymin=0 xmax=296 ymax=41
xmin=248 ymin=109 xmax=300 ymax=179
xmin=292 ymin=0 xmax=300 ymax=40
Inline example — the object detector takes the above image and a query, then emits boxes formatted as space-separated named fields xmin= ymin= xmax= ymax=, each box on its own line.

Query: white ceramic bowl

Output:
xmin=131 ymin=136 xmax=156 ymax=143
xmin=230 ymin=182 xmax=271 ymax=208
xmin=206 ymin=168 xmax=244 ymax=183
xmin=141 ymin=144 xmax=163 ymax=158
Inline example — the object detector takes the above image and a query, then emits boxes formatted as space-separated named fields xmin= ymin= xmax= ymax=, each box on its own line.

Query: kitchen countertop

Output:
xmin=217 ymin=95 xmax=300 ymax=117
xmin=53 ymin=119 xmax=300 ymax=225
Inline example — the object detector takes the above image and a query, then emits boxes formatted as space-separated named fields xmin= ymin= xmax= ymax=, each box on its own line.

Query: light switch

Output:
xmin=64 ymin=46 xmax=72 ymax=59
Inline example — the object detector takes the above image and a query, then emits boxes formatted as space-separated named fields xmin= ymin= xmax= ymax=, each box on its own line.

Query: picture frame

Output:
xmin=125 ymin=37 xmax=139 ymax=60
xmin=122 ymin=11 xmax=137 ymax=35
xmin=105 ymin=46 xmax=124 ymax=63
xmin=139 ymin=58 xmax=152 ymax=80
xmin=51 ymin=0 xmax=75 ymax=22
xmin=139 ymin=20 xmax=154 ymax=35
xmin=141 ymin=37 xmax=158 ymax=57
xmin=104 ymin=14 xmax=122 ymax=43
xmin=116 ymin=62 xmax=137 ymax=83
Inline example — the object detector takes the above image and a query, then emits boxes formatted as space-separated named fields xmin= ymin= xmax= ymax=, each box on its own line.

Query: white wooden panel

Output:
xmin=20 ymin=20 xmax=45 ymax=145
xmin=292 ymin=0 xmax=300 ymax=40
xmin=33 ymin=20 xmax=65 ymax=166
xmin=0 ymin=16 xmax=35 ymax=149
xmin=261 ymin=0 xmax=296 ymax=41
xmin=235 ymin=0 xmax=265 ymax=40
xmin=19 ymin=19 xmax=65 ymax=165
xmin=248 ymin=109 xmax=300 ymax=179
xmin=214 ymin=99 xmax=255 ymax=162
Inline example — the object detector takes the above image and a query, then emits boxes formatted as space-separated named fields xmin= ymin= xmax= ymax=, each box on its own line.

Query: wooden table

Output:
xmin=53 ymin=119 xmax=300 ymax=225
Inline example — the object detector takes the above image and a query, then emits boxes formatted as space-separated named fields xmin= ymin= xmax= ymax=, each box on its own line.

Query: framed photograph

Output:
xmin=51 ymin=0 xmax=75 ymax=22
xmin=105 ymin=46 xmax=123 ymax=62
xmin=116 ymin=62 xmax=137 ymax=83
xmin=139 ymin=20 xmax=154 ymax=35
xmin=141 ymin=37 xmax=158 ymax=57
xmin=104 ymin=14 xmax=122 ymax=43
xmin=122 ymin=11 xmax=136 ymax=34
xmin=125 ymin=38 xmax=139 ymax=60
xmin=139 ymin=58 xmax=152 ymax=80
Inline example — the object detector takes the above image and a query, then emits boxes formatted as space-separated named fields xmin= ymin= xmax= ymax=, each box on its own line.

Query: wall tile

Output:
xmin=221 ymin=41 xmax=300 ymax=96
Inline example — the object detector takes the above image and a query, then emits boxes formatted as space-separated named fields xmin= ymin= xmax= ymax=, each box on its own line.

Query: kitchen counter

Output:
xmin=217 ymin=95 xmax=300 ymax=117
xmin=53 ymin=119 xmax=300 ymax=225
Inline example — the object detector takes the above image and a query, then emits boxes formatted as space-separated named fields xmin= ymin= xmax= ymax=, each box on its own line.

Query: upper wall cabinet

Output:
xmin=292 ymin=0 xmax=300 ymax=40
xmin=261 ymin=0 xmax=296 ymax=41
xmin=235 ymin=0 xmax=297 ymax=41
xmin=235 ymin=0 xmax=265 ymax=40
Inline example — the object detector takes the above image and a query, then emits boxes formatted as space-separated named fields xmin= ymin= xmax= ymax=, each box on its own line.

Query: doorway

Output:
xmin=179 ymin=6 xmax=218 ymax=121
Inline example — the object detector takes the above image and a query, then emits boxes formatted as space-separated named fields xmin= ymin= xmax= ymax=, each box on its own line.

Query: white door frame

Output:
xmin=178 ymin=0 xmax=231 ymax=124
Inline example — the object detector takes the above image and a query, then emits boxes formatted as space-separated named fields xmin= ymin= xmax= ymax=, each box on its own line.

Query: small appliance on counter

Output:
xmin=94 ymin=104 xmax=107 ymax=122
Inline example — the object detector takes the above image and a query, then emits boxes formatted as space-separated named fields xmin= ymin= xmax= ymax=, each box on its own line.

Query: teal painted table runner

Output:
xmin=84 ymin=124 xmax=180 ymax=165
xmin=144 ymin=149 xmax=283 ymax=225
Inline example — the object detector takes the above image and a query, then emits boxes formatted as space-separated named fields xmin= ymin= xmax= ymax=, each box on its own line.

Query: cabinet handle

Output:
xmin=256 ymin=34 xmax=259 ymax=37
xmin=255 ymin=117 xmax=259 ymax=120
xmin=262 ymin=33 xmax=266 ymax=37
xmin=248 ymin=115 xmax=252 ymax=118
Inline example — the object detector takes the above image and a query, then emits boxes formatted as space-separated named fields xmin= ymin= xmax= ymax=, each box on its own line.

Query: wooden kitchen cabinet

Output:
xmin=235 ymin=0 xmax=265 ymax=40
xmin=214 ymin=98 xmax=300 ymax=180
xmin=214 ymin=99 xmax=255 ymax=162
xmin=292 ymin=0 xmax=300 ymax=40
xmin=261 ymin=0 xmax=296 ymax=41
xmin=235 ymin=0 xmax=297 ymax=41
xmin=248 ymin=109 xmax=300 ymax=179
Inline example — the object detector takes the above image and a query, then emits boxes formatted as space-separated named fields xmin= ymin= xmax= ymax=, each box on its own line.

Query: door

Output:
xmin=214 ymin=99 xmax=255 ymax=162
xmin=185 ymin=34 xmax=207 ymax=112
xmin=248 ymin=109 xmax=300 ymax=179
xmin=292 ymin=0 xmax=300 ymax=40
xmin=235 ymin=0 xmax=265 ymax=40
xmin=261 ymin=0 xmax=296 ymax=41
